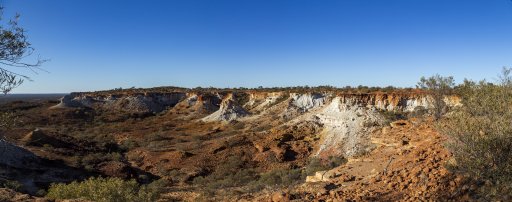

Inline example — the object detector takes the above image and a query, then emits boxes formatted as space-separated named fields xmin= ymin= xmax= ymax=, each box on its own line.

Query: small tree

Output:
xmin=417 ymin=74 xmax=455 ymax=120
xmin=0 ymin=7 xmax=45 ymax=136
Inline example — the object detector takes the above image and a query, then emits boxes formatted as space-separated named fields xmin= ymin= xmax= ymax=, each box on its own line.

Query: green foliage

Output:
xmin=120 ymin=139 xmax=139 ymax=151
xmin=268 ymin=94 xmax=289 ymax=108
xmin=258 ymin=169 xmax=302 ymax=186
xmin=440 ymin=67 xmax=512 ymax=200
xmin=232 ymin=121 xmax=246 ymax=130
xmin=325 ymin=156 xmax=348 ymax=169
xmin=305 ymin=156 xmax=346 ymax=176
xmin=0 ymin=111 xmax=17 ymax=129
xmin=249 ymin=156 xmax=347 ymax=191
xmin=46 ymin=177 xmax=166 ymax=202
xmin=417 ymin=74 xmax=455 ymax=120
xmin=0 ymin=7 xmax=45 ymax=94
xmin=80 ymin=152 xmax=122 ymax=171
xmin=36 ymin=189 xmax=47 ymax=197
xmin=1 ymin=180 xmax=23 ymax=191
xmin=193 ymin=155 xmax=347 ymax=194
xmin=233 ymin=92 xmax=250 ymax=106
xmin=247 ymin=168 xmax=303 ymax=191
xmin=378 ymin=110 xmax=407 ymax=124
xmin=192 ymin=156 xmax=258 ymax=189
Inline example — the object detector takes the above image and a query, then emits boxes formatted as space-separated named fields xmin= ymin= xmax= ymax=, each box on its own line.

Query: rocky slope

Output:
xmin=51 ymin=90 xmax=459 ymax=157
xmin=247 ymin=119 xmax=466 ymax=202
xmin=1 ymin=88 xmax=464 ymax=201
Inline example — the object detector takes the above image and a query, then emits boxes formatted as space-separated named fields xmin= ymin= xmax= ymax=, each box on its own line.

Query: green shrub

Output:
xmin=232 ymin=121 xmax=246 ymax=130
xmin=305 ymin=156 xmax=346 ymax=176
xmin=192 ymin=156 xmax=258 ymax=190
xmin=80 ymin=152 xmax=123 ymax=171
xmin=36 ymin=189 xmax=47 ymax=197
xmin=0 ymin=111 xmax=18 ymax=129
xmin=325 ymin=156 xmax=348 ymax=169
xmin=440 ymin=68 xmax=512 ymax=200
xmin=46 ymin=177 xmax=166 ymax=202
xmin=269 ymin=94 xmax=289 ymax=108
xmin=233 ymin=92 xmax=250 ymax=106
xmin=193 ymin=156 xmax=346 ymax=194
xmin=417 ymin=74 xmax=455 ymax=120
xmin=378 ymin=110 xmax=407 ymax=125
xmin=1 ymin=180 xmax=23 ymax=192
xmin=120 ymin=139 xmax=139 ymax=151
xmin=248 ymin=168 xmax=303 ymax=191
xmin=408 ymin=106 xmax=429 ymax=119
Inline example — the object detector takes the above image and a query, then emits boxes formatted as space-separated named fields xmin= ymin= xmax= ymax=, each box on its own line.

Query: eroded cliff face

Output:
xmin=54 ymin=91 xmax=458 ymax=114
xmin=51 ymin=92 xmax=187 ymax=113
xmin=201 ymin=93 xmax=250 ymax=122
xmin=51 ymin=90 xmax=459 ymax=157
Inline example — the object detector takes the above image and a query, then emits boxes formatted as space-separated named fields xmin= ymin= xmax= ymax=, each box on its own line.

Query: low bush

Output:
xmin=46 ymin=177 xmax=166 ymax=202
xmin=0 ymin=179 xmax=23 ymax=192
xmin=120 ymin=139 xmax=139 ymax=151
xmin=80 ymin=152 xmax=123 ymax=171
xmin=305 ymin=156 xmax=346 ymax=176
xmin=248 ymin=168 xmax=302 ymax=191
xmin=232 ymin=121 xmax=246 ymax=130
xmin=441 ymin=72 xmax=512 ymax=200
xmin=192 ymin=156 xmax=257 ymax=190
xmin=269 ymin=94 xmax=289 ymax=108
xmin=378 ymin=110 xmax=407 ymax=125
xmin=417 ymin=74 xmax=455 ymax=120
xmin=193 ymin=156 xmax=346 ymax=194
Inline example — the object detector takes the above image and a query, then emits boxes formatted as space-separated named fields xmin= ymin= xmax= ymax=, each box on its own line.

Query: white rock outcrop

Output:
xmin=291 ymin=93 xmax=328 ymax=111
xmin=201 ymin=94 xmax=250 ymax=122
xmin=52 ymin=93 xmax=186 ymax=113
xmin=50 ymin=94 xmax=86 ymax=108
xmin=314 ymin=97 xmax=384 ymax=157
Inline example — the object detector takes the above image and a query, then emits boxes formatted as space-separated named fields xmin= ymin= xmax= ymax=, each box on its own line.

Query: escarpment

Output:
xmin=51 ymin=92 xmax=187 ymax=114
xmin=53 ymin=90 xmax=456 ymax=115
xmin=51 ymin=89 xmax=459 ymax=158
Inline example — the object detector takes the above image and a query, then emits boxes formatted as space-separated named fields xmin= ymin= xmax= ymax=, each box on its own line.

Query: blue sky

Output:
xmin=3 ymin=0 xmax=512 ymax=93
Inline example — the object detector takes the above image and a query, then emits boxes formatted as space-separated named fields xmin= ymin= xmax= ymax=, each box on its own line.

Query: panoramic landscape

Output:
xmin=2 ymin=1 xmax=512 ymax=201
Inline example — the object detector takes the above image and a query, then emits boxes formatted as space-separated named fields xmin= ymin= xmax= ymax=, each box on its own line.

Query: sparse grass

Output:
xmin=304 ymin=156 xmax=346 ymax=176
xmin=378 ymin=110 xmax=407 ymax=125
xmin=193 ymin=155 xmax=347 ymax=194
xmin=126 ymin=151 xmax=144 ymax=165
xmin=144 ymin=131 xmax=172 ymax=142
xmin=233 ymin=93 xmax=250 ymax=106
xmin=254 ymin=124 xmax=272 ymax=132
xmin=192 ymin=156 xmax=258 ymax=190
xmin=80 ymin=152 xmax=122 ymax=171
xmin=247 ymin=168 xmax=302 ymax=192
xmin=268 ymin=94 xmax=289 ymax=108
xmin=232 ymin=121 xmax=246 ymax=130
xmin=120 ymin=139 xmax=139 ymax=151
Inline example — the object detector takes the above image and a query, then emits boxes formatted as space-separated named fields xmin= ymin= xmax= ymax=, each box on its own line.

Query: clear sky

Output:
xmin=3 ymin=0 xmax=512 ymax=93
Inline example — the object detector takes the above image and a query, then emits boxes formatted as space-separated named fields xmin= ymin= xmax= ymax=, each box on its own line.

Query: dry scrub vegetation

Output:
xmin=46 ymin=177 xmax=166 ymax=202
xmin=439 ymin=68 xmax=512 ymax=200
